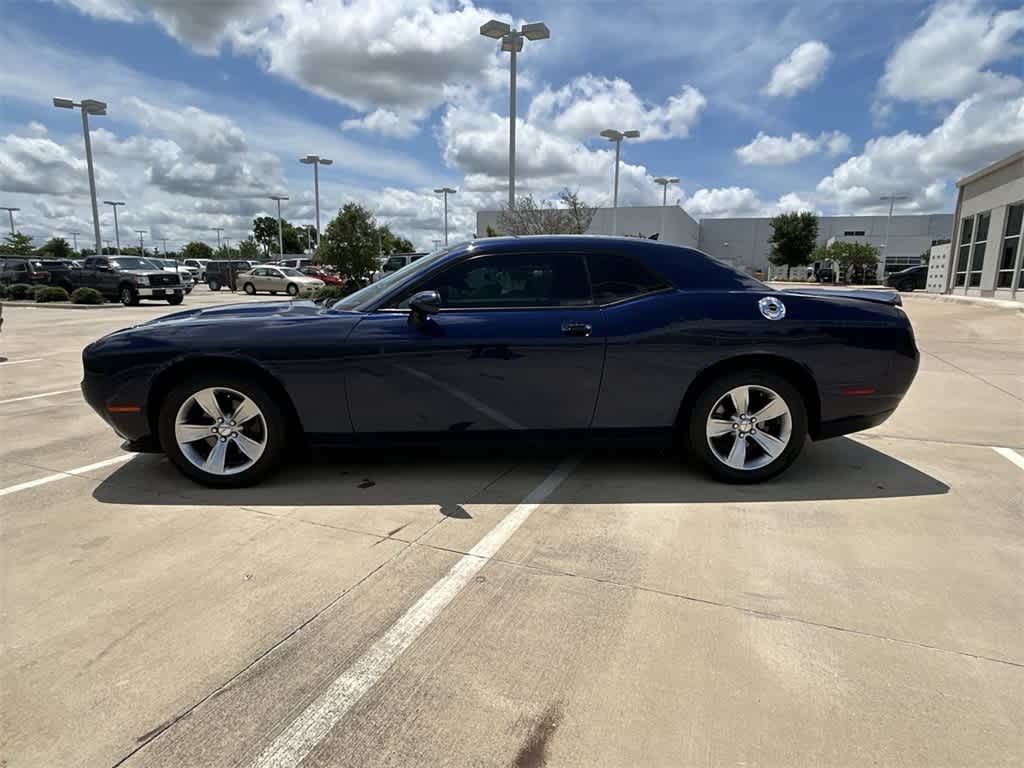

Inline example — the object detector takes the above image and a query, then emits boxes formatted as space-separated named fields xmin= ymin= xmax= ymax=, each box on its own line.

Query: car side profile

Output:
xmin=239 ymin=265 xmax=324 ymax=296
xmin=81 ymin=236 xmax=919 ymax=488
xmin=886 ymin=264 xmax=928 ymax=292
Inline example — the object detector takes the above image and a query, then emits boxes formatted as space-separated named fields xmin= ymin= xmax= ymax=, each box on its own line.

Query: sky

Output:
xmin=1 ymin=0 xmax=1022 ymax=252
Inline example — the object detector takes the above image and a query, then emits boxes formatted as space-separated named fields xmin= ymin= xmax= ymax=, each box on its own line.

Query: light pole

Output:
xmin=653 ymin=176 xmax=679 ymax=239
xmin=879 ymin=193 xmax=910 ymax=280
xmin=103 ymin=200 xmax=125 ymax=255
xmin=434 ymin=187 xmax=456 ymax=246
xmin=53 ymin=97 xmax=107 ymax=256
xmin=600 ymin=129 xmax=640 ymax=235
xmin=1 ymin=206 xmax=18 ymax=235
xmin=69 ymin=231 xmax=81 ymax=252
xmin=210 ymin=227 xmax=223 ymax=250
xmin=480 ymin=19 xmax=550 ymax=208
xmin=269 ymin=194 xmax=289 ymax=258
xmin=135 ymin=229 xmax=146 ymax=256
xmin=160 ymin=237 xmax=168 ymax=255
xmin=299 ymin=155 xmax=333 ymax=241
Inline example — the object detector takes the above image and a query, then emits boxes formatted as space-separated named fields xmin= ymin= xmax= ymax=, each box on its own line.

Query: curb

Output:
xmin=0 ymin=301 xmax=122 ymax=310
xmin=900 ymin=293 xmax=1023 ymax=312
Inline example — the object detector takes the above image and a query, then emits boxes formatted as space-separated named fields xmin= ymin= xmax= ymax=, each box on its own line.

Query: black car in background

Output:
xmin=36 ymin=259 xmax=79 ymax=291
xmin=0 ymin=257 xmax=50 ymax=285
xmin=886 ymin=265 xmax=928 ymax=292
xmin=206 ymin=260 xmax=255 ymax=291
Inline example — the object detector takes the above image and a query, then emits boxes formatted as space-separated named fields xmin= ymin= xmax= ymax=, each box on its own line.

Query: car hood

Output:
xmin=142 ymin=300 xmax=329 ymax=327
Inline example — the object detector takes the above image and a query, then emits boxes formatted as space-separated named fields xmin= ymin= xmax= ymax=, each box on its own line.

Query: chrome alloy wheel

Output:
xmin=705 ymin=384 xmax=792 ymax=471
xmin=174 ymin=387 xmax=267 ymax=476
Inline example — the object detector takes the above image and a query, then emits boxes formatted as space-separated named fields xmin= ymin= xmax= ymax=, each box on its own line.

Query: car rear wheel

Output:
xmin=120 ymin=285 xmax=139 ymax=306
xmin=688 ymin=370 xmax=807 ymax=483
xmin=166 ymin=295 xmax=184 ymax=305
xmin=898 ymin=280 xmax=915 ymax=292
xmin=286 ymin=283 xmax=299 ymax=297
xmin=243 ymin=282 xmax=256 ymax=295
xmin=208 ymin=279 xmax=221 ymax=291
xmin=158 ymin=373 xmax=287 ymax=487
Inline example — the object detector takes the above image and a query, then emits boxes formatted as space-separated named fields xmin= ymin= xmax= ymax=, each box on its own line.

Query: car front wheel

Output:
xmin=286 ymin=283 xmax=299 ymax=296
xmin=120 ymin=285 xmax=139 ymax=306
xmin=158 ymin=373 xmax=287 ymax=487
xmin=688 ymin=370 xmax=807 ymax=483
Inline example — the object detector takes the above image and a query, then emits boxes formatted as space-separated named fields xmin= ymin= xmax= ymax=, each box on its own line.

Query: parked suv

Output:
xmin=205 ymin=260 xmax=255 ymax=291
xmin=182 ymin=258 xmax=209 ymax=281
xmin=886 ymin=265 xmax=928 ymax=292
xmin=36 ymin=259 xmax=79 ymax=291
xmin=371 ymin=252 xmax=427 ymax=282
xmin=71 ymin=256 xmax=184 ymax=305
xmin=0 ymin=257 xmax=50 ymax=285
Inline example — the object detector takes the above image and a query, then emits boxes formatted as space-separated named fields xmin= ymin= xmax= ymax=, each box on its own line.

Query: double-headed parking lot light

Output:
xmin=269 ymin=195 xmax=289 ymax=258
xmin=653 ymin=177 xmax=679 ymax=238
xmin=300 ymin=155 xmax=333 ymax=242
xmin=53 ymin=97 xmax=107 ymax=255
xmin=600 ymin=129 xmax=639 ymax=235
xmin=433 ymin=187 xmax=456 ymax=246
xmin=481 ymin=19 xmax=549 ymax=208
xmin=102 ymin=200 xmax=125 ymax=255
xmin=0 ymin=206 xmax=19 ymax=235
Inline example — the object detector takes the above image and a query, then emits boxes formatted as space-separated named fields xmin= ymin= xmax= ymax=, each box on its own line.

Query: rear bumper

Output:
xmin=814 ymin=409 xmax=895 ymax=440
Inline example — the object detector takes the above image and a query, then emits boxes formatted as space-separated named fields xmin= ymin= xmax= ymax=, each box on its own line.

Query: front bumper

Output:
xmin=136 ymin=287 xmax=183 ymax=298
xmin=81 ymin=370 xmax=153 ymax=442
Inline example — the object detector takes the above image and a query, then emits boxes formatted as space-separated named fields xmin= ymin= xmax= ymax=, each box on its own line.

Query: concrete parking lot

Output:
xmin=1 ymin=289 xmax=1022 ymax=767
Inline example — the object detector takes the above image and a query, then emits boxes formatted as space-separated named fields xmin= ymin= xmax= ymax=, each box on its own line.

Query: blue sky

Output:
xmin=1 ymin=0 xmax=1022 ymax=250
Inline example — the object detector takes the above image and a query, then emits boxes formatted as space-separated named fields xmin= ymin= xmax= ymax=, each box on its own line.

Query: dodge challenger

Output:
xmin=81 ymin=236 xmax=919 ymax=487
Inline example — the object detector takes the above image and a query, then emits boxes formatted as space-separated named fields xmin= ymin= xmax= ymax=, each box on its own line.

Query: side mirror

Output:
xmin=408 ymin=290 xmax=441 ymax=318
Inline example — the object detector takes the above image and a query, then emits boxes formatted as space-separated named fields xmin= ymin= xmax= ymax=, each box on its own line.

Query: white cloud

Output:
xmin=683 ymin=187 xmax=818 ymax=218
xmin=342 ymin=108 xmax=420 ymax=139
xmin=735 ymin=130 xmax=849 ymax=165
xmin=817 ymin=92 xmax=1024 ymax=213
xmin=527 ymin=76 xmax=706 ymax=142
xmin=881 ymin=0 xmax=1024 ymax=103
xmin=763 ymin=41 xmax=831 ymax=98
xmin=0 ymin=133 xmax=93 ymax=196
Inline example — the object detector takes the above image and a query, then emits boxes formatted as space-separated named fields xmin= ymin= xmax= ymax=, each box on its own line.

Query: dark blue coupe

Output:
xmin=82 ymin=236 xmax=919 ymax=487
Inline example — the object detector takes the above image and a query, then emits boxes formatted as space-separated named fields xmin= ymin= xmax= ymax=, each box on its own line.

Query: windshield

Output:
xmin=332 ymin=246 xmax=454 ymax=311
xmin=110 ymin=257 xmax=157 ymax=270
xmin=279 ymin=267 xmax=304 ymax=276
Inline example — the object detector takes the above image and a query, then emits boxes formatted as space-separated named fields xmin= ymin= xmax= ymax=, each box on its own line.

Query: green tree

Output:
xmin=215 ymin=244 xmax=239 ymax=259
xmin=0 ymin=232 xmax=34 ymax=255
xmin=238 ymin=237 xmax=260 ymax=260
xmin=484 ymin=224 xmax=499 ymax=237
xmin=281 ymin=221 xmax=304 ymax=254
xmin=252 ymin=216 xmax=279 ymax=256
xmin=38 ymin=237 xmax=73 ymax=259
xmin=818 ymin=241 xmax=881 ymax=284
xmin=181 ymin=241 xmax=214 ymax=261
xmin=317 ymin=203 xmax=381 ymax=281
xmin=378 ymin=224 xmax=415 ymax=255
xmin=496 ymin=189 xmax=597 ymax=235
xmin=768 ymin=211 xmax=819 ymax=278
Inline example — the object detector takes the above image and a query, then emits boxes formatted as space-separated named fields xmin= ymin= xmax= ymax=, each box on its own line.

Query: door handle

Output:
xmin=561 ymin=321 xmax=592 ymax=337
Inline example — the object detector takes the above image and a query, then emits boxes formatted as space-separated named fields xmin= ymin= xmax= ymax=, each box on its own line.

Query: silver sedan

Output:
xmin=238 ymin=266 xmax=324 ymax=296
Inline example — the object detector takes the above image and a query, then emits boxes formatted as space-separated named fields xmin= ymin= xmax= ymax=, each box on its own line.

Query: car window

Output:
xmin=586 ymin=252 xmax=671 ymax=304
xmin=279 ymin=267 xmax=303 ymax=276
xmin=394 ymin=252 xmax=591 ymax=309
xmin=109 ymin=257 xmax=152 ymax=270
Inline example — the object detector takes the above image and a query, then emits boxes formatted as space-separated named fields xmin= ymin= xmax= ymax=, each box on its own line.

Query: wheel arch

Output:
xmin=676 ymin=354 xmax=821 ymax=438
xmin=146 ymin=356 xmax=305 ymax=441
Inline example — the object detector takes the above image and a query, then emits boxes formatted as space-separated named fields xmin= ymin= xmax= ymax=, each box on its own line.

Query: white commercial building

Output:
xmin=942 ymin=150 xmax=1023 ymax=301
xmin=476 ymin=207 xmax=952 ymax=278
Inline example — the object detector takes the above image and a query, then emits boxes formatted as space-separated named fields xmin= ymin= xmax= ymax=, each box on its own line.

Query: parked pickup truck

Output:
xmin=72 ymin=256 xmax=185 ymax=306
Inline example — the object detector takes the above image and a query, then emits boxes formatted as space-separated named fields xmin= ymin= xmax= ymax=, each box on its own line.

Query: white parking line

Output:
xmin=0 ymin=358 xmax=44 ymax=366
xmin=249 ymin=455 xmax=580 ymax=768
xmin=0 ymin=388 xmax=79 ymax=405
xmin=991 ymin=446 xmax=1024 ymax=471
xmin=0 ymin=455 xmax=133 ymax=497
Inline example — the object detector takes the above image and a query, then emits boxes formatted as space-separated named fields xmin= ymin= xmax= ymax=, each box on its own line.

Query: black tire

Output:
xmin=166 ymin=295 xmax=184 ymax=305
xmin=158 ymin=372 xmax=288 ymax=488
xmin=687 ymin=369 xmax=807 ymax=484
xmin=243 ymin=282 xmax=256 ymax=295
xmin=898 ymin=280 xmax=915 ymax=292
xmin=208 ymin=279 xmax=221 ymax=291
xmin=270 ymin=290 xmax=277 ymax=295
xmin=119 ymin=284 xmax=139 ymax=306
xmin=286 ymin=283 xmax=299 ymax=297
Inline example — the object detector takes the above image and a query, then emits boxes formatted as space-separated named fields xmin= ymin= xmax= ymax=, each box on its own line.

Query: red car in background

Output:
xmin=301 ymin=266 xmax=343 ymax=286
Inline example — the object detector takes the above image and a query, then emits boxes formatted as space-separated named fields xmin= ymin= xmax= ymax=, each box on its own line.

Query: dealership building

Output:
xmin=475 ymin=206 xmax=953 ymax=278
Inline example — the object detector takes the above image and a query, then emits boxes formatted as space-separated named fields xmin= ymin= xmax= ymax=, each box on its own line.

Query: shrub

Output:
xmin=311 ymin=284 xmax=349 ymax=301
xmin=70 ymin=287 xmax=106 ymax=305
xmin=6 ymin=283 xmax=33 ymax=300
xmin=35 ymin=286 xmax=70 ymax=303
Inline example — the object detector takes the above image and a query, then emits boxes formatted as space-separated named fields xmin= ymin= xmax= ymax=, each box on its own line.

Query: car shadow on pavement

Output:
xmin=91 ymin=435 xmax=948 ymax=507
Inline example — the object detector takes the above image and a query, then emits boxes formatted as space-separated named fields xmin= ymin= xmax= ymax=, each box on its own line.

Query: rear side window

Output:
xmin=396 ymin=252 xmax=590 ymax=309
xmin=587 ymin=252 xmax=671 ymax=304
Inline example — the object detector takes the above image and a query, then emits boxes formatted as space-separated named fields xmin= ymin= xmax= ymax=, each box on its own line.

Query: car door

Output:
xmin=263 ymin=268 xmax=284 ymax=292
xmin=344 ymin=250 xmax=605 ymax=433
